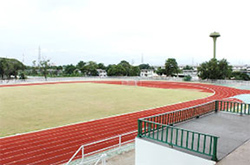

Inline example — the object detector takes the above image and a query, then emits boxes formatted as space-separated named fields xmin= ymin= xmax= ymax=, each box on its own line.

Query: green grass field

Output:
xmin=0 ymin=83 xmax=211 ymax=137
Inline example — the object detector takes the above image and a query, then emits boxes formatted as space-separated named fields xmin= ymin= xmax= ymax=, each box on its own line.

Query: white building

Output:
xmin=140 ymin=69 xmax=158 ymax=77
xmin=154 ymin=64 xmax=250 ymax=76
xmin=97 ymin=69 xmax=107 ymax=77
xmin=232 ymin=65 xmax=250 ymax=75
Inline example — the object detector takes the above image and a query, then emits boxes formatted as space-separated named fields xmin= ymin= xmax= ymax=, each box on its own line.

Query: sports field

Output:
xmin=0 ymin=82 xmax=210 ymax=137
xmin=1 ymin=81 xmax=250 ymax=165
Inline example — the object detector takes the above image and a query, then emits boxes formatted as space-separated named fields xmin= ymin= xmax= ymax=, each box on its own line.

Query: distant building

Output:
xmin=232 ymin=65 xmax=250 ymax=75
xmin=153 ymin=64 xmax=250 ymax=77
xmin=97 ymin=69 xmax=107 ymax=77
xmin=179 ymin=65 xmax=198 ymax=77
xmin=140 ymin=69 xmax=158 ymax=77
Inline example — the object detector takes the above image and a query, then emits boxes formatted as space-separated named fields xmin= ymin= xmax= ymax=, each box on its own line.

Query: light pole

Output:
xmin=209 ymin=32 xmax=220 ymax=59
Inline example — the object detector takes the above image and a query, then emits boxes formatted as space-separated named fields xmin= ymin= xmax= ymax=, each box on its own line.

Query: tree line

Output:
xmin=0 ymin=57 xmax=249 ymax=81
xmin=197 ymin=58 xmax=249 ymax=81
xmin=25 ymin=60 xmax=141 ymax=78
xmin=0 ymin=58 xmax=25 ymax=79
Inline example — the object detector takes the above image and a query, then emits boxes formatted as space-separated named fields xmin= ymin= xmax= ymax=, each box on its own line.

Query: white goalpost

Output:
xmin=121 ymin=80 xmax=138 ymax=86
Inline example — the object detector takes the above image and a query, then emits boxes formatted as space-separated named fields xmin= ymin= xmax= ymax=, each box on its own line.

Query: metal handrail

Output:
xmin=141 ymin=101 xmax=216 ymax=127
xmin=141 ymin=100 xmax=216 ymax=120
xmin=139 ymin=120 xmax=218 ymax=138
xmin=94 ymin=154 xmax=107 ymax=165
xmin=138 ymin=119 xmax=219 ymax=161
xmin=137 ymin=100 xmax=250 ymax=161
xmin=216 ymin=100 xmax=250 ymax=115
xmin=66 ymin=130 xmax=137 ymax=165
xmin=137 ymin=100 xmax=220 ymax=161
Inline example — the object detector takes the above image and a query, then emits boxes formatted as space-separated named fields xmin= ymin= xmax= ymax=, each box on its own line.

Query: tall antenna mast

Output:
xmin=38 ymin=46 xmax=41 ymax=67
xmin=141 ymin=53 xmax=144 ymax=64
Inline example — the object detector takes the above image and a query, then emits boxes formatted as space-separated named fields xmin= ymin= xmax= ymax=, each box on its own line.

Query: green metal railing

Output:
xmin=138 ymin=119 xmax=218 ymax=161
xmin=142 ymin=101 xmax=216 ymax=126
xmin=216 ymin=100 xmax=250 ymax=115
xmin=138 ymin=101 xmax=219 ymax=161
xmin=137 ymin=100 xmax=249 ymax=161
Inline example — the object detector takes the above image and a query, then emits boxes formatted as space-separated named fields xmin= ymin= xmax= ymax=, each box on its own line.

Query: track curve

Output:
xmin=0 ymin=81 xmax=250 ymax=164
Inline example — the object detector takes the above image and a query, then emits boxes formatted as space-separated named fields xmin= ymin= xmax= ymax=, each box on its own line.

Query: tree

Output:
xmin=183 ymin=75 xmax=192 ymax=81
xmin=31 ymin=60 xmax=38 ymax=75
xmin=218 ymin=59 xmax=232 ymax=79
xmin=139 ymin=64 xmax=151 ymax=70
xmin=0 ymin=58 xmax=7 ymax=79
xmin=231 ymin=72 xmax=250 ymax=81
xmin=0 ymin=58 xmax=25 ymax=79
xmin=64 ymin=64 xmax=77 ymax=75
xmin=83 ymin=61 xmax=98 ymax=76
xmin=118 ymin=60 xmax=131 ymax=76
xmin=19 ymin=72 xmax=27 ymax=80
xmin=129 ymin=66 xmax=140 ymax=76
xmin=107 ymin=64 xmax=126 ymax=76
xmin=40 ymin=59 xmax=50 ymax=80
xmin=76 ymin=61 xmax=86 ymax=73
xmin=183 ymin=65 xmax=194 ymax=70
xmin=56 ymin=66 xmax=63 ymax=70
xmin=197 ymin=58 xmax=232 ymax=80
xmin=8 ymin=58 xmax=25 ymax=79
xmin=55 ymin=65 xmax=63 ymax=76
xmin=107 ymin=65 xmax=116 ymax=76
xmin=165 ymin=58 xmax=179 ymax=76
xmin=97 ymin=63 xmax=106 ymax=70
xmin=156 ymin=67 xmax=165 ymax=75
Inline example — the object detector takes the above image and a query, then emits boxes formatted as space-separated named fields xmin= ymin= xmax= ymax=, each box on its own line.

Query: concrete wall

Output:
xmin=135 ymin=138 xmax=215 ymax=165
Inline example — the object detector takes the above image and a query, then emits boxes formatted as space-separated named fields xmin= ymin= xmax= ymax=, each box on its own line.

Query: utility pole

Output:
xmin=209 ymin=32 xmax=220 ymax=59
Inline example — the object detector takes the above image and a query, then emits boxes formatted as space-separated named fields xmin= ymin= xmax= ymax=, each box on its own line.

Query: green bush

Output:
xmin=183 ymin=75 xmax=192 ymax=81
xmin=19 ymin=72 xmax=27 ymax=80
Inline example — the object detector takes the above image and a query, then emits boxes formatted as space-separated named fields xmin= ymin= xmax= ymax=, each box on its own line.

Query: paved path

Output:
xmin=216 ymin=140 xmax=250 ymax=165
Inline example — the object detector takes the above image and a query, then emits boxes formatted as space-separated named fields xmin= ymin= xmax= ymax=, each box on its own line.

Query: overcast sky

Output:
xmin=0 ymin=0 xmax=249 ymax=66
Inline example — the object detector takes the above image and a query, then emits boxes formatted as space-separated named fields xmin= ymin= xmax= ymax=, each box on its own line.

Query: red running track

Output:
xmin=0 ymin=81 xmax=250 ymax=164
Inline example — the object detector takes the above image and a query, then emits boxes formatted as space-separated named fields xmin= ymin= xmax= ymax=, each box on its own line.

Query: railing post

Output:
xmin=215 ymin=101 xmax=218 ymax=112
xmin=102 ymin=154 xmax=107 ymax=165
xmin=248 ymin=104 xmax=250 ymax=115
xmin=138 ymin=119 xmax=142 ymax=137
xmin=212 ymin=137 xmax=218 ymax=161
xmin=119 ymin=135 xmax=121 ymax=148
xmin=240 ymin=103 xmax=243 ymax=116
xmin=81 ymin=146 xmax=84 ymax=164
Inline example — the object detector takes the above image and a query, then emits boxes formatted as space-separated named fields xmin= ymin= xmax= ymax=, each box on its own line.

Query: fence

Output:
xmin=66 ymin=130 xmax=137 ymax=165
xmin=138 ymin=120 xmax=218 ymax=161
xmin=141 ymin=101 xmax=216 ymax=126
xmin=216 ymin=100 xmax=250 ymax=115
xmin=1 ymin=76 xmax=249 ymax=88
xmin=137 ymin=100 xmax=250 ymax=161
xmin=138 ymin=101 xmax=219 ymax=161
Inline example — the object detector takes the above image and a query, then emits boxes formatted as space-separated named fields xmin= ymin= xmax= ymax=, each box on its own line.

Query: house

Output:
xmin=97 ymin=69 xmax=107 ymax=77
xmin=140 ymin=69 xmax=157 ymax=77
